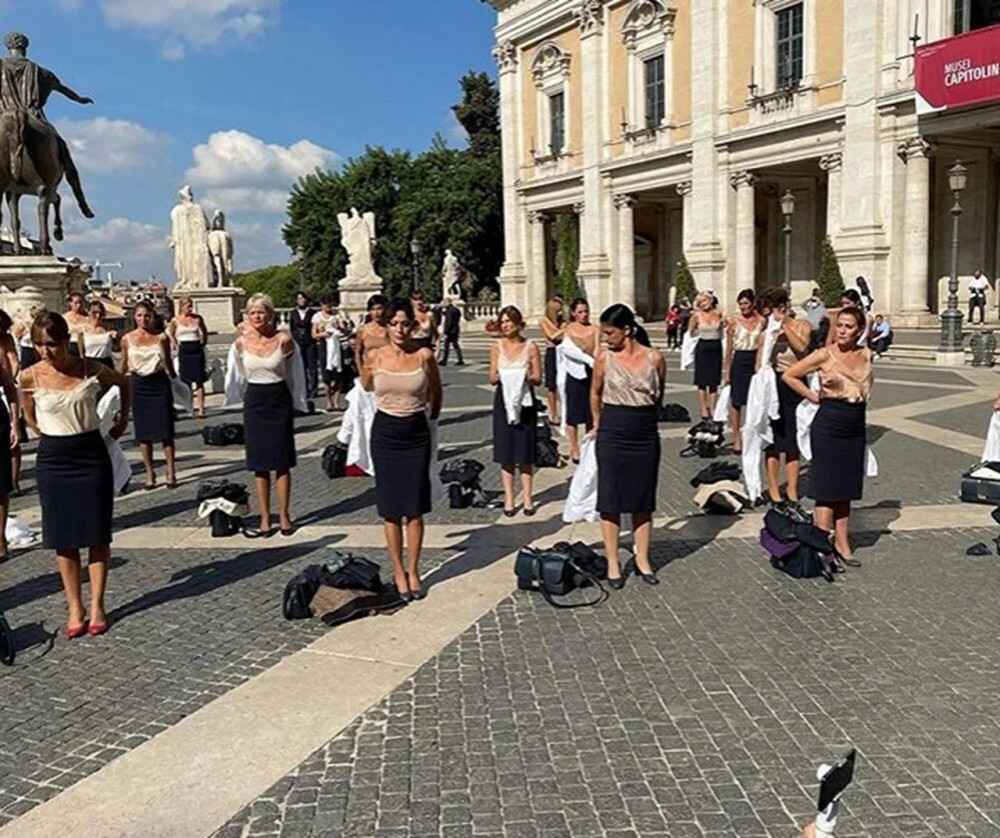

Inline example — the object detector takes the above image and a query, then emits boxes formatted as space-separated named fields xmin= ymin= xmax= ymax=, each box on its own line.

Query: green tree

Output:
xmin=551 ymin=214 xmax=580 ymax=300
xmin=230 ymin=264 xmax=302 ymax=308
xmin=452 ymin=71 xmax=501 ymax=158
xmin=816 ymin=236 xmax=845 ymax=306
xmin=673 ymin=254 xmax=697 ymax=302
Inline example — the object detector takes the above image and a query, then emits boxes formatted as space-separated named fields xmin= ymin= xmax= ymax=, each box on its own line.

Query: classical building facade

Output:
xmin=485 ymin=0 xmax=1000 ymax=325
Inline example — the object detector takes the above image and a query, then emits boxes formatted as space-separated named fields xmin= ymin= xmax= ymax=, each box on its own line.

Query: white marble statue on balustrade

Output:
xmin=442 ymin=249 xmax=464 ymax=301
xmin=208 ymin=210 xmax=234 ymax=288
xmin=337 ymin=208 xmax=379 ymax=285
xmin=170 ymin=185 xmax=211 ymax=291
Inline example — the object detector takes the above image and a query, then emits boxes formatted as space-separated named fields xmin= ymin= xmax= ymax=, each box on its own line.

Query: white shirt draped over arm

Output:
xmin=556 ymin=336 xmax=595 ymax=436
xmin=498 ymin=366 xmax=531 ymax=425
xmin=739 ymin=317 xmax=782 ymax=501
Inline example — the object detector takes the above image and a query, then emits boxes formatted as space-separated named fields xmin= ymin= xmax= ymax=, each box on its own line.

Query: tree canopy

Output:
xmin=230 ymin=264 xmax=302 ymax=308
xmin=282 ymin=71 xmax=503 ymax=302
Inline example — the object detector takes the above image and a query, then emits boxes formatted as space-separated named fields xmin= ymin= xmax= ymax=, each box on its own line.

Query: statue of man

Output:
xmin=207 ymin=209 xmax=234 ymax=288
xmin=337 ymin=207 xmax=376 ymax=284
xmin=169 ymin=186 xmax=211 ymax=291
xmin=0 ymin=31 xmax=94 ymax=218
xmin=442 ymin=249 xmax=463 ymax=300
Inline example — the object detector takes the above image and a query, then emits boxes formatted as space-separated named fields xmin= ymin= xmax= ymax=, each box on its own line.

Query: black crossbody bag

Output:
xmin=514 ymin=546 xmax=608 ymax=609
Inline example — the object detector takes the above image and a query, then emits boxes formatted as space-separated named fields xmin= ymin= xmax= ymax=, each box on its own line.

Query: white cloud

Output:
xmin=98 ymin=0 xmax=279 ymax=55
xmin=54 ymin=117 xmax=168 ymax=174
xmin=61 ymin=216 xmax=172 ymax=279
xmin=185 ymin=130 xmax=339 ymax=214
xmin=160 ymin=42 xmax=186 ymax=61
xmin=51 ymin=0 xmax=85 ymax=11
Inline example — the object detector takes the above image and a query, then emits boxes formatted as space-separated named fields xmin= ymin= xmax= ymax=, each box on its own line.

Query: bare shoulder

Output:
xmin=648 ymin=347 xmax=666 ymax=368
xmin=19 ymin=367 xmax=35 ymax=390
xmin=279 ymin=332 xmax=295 ymax=351
xmin=417 ymin=347 xmax=435 ymax=364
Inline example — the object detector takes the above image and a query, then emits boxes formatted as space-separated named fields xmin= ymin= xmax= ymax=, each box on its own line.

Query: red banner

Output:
xmin=916 ymin=25 xmax=1000 ymax=114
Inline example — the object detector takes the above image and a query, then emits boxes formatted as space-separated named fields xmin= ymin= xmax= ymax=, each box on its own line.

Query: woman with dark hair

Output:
xmin=82 ymin=300 xmax=116 ymax=369
xmin=689 ymin=291 xmax=724 ymax=419
xmin=64 ymin=292 xmax=88 ymax=357
xmin=168 ymin=297 xmax=209 ymax=418
xmin=664 ymin=304 xmax=681 ymax=350
xmin=562 ymin=297 xmax=599 ymax=463
xmin=14 ymin=302 xmax=44 ymax=371
xmin=312 ymin=295 xmax=344 ymax=412
xmin=120 ymin=300 xmax=178 ymax=490
xmin=757 ymin=286 xmax=811 ymax=516
xmin=362 ymin=298 xmax=443 ymax=601
xmin=21 ymin=312 xmax=131 ymax=636
xmin=826 ymin=289 xmax=874 ymax=348
xmin=724 ymin=289 xmax=764 ymax=454
xmin=783 ymin=308 xmax=872 ymax=566
xmin=410 ymin=291 xmax=439 ymax=352
xmin=490 ymin=305 xmax=541 ymax=516
xmin=540 ymin=296 xmax=565 ymax=426
xmin=591 ymin=304 xmax=666 ymax=588
xmin=0 ymin=310 xmax=18 ymax=558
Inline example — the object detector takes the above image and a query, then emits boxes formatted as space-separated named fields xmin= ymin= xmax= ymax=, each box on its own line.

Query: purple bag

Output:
xmin=759 ymin=528 xmax=800 ymax=559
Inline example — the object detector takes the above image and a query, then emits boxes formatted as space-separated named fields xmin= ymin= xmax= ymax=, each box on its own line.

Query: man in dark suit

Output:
xmin=440 ymin=297 xmax=464 ymax=366
xmin=289 ymin=290 xmax=318 ymax=397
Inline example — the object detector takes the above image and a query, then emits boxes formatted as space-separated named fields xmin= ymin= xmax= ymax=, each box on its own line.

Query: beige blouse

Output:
xmin=602 ymin=350 xmax=660 ymax=408
xmin=818 ymin=348 xmax=873 ymax=403
xmin=244 ymin=345 xmax=287 ymax=384
xmin=31 ymin=376 xmax=102 ymax=436
xmin=127 ymin=341 xmax=165 ymax=376
xmin=374 ymin=359 xmax=429 ymax=417
xmin=732 ymin=319 xmax=763 ymax=352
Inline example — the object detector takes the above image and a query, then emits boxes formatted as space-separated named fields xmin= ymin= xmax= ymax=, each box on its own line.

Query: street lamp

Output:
xmin=409 ymin=238 xmax=422 ymax=295
xmin=781 ymin=189 xmax=796 ymax=290
xmin=938 ymin=160 xmax=968 ymax=355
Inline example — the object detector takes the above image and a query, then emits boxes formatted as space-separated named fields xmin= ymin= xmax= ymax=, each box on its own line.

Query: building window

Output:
xmin=776 ymin=3 xmax=804 ymax=88
xmin=549 ymin=92 xmax=565 ymax=155
xmin=644 ymin=55 xmax=666 ymax=127
xmin=954 ymin=0 xmax=1000 ymax=34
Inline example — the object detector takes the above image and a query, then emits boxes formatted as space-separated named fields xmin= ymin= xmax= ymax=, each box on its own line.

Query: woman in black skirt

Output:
xmin=784 ymin=308 xmax=872 ymax=566
xmin=564 ymin=298 xmax=599 ymax=463
xmin=592 ymin=304 xmax=666 ymax=589
xmin=757 ymin=286 xmax=811 ymax=517
xmin=120 ymin=300 xmax=177 ymax=490
xmin=489 ymin=306 xmax=541 ymax=516
xmin=724 ymin=289 xmax=764 ymax=453
xmin=14 ymin=303 xmax=43 ymax=371
xmin=168 ymin=297 xmax=208 ymax=419
xmin=21 ymin=312 xmax=130 ymax=637
xmin=64 ymin=291 xmax=88 ymax=357
xmin=237 ymin=294 xmax=297 ymax=537
xmin=688 ymin=292 xmax=724 ymax=419
xmin=0 ymin=310 xmax=18 ymax=560
xmin=540 ymin=296 xmax=565 ymax=426
xmin=0 ymin=309 xmax=24 ymax=495
xmin=82 ymin=300 xmax=116 ymax=368
xmin=361 ymin=298 xmax=443 ymax=602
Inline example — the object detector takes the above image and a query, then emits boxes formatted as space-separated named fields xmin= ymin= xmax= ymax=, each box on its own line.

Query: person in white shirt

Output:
xmin=969 ymin=269 xmax=990 ymax=324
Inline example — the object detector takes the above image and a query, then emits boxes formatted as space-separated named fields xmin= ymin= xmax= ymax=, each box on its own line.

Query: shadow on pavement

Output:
xmin=0 ymin=555 xmax=130 ymax=613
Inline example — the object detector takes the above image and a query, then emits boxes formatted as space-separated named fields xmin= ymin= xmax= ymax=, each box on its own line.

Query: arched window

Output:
xmin=531 ymin=42 xmax=572 ymax=158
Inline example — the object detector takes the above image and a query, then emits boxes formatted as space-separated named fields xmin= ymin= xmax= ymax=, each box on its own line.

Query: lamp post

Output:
xmin=409 ymin=238 xmax=422 ymax=296
xmin=938 ymin=160 xmax=967 ymax=355
xmin=781 ymin=189 xmax=796 ymax=291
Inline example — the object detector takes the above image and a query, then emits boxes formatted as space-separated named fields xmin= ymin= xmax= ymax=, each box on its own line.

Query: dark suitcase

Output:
xmin=960 ymin=462 xmax=1000 ymax=504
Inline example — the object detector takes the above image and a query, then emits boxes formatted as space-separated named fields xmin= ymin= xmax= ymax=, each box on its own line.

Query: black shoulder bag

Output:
xmin=514 ymin=546 xmax=608 ymax=609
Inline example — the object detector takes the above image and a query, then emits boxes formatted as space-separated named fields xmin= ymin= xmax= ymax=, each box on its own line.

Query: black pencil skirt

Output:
xmin=244 ymin=381 xmax=296 ymax=472
xmin=730 ymin=350 xmax=756 ymax=408
xmin=371 ymin=410 xmax=431 ymax=519
xmin=565 ymin=369 xmax=593 ymax=429
xmin=177 ymin=341 xmax=207 ymax=386
xmin=132 ymin=371 xmax=175 ymax=443
xmin=597 ymin=405 xmax=659 ymax=514
xmin=694 ymin=338 xmax=722 ymax=389
xmin=768 ymin=375 xmax=803 ymax=455
xmin=36 ymin=430 xmax=113 ymax=549
xmin=544 ymin=347 xmax=558 ymax=392
xmin=493 ymin=387 xmax=537 ymax=466
xmin=809 ymin=399 xmax=867 ymax=502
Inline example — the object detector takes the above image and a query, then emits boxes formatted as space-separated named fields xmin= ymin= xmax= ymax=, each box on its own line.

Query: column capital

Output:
xmin=819 ymin=152 xmax=843 ymax=173
xmin=729 ymin=171 xmax=760 ymax=191
xmin=896 ymin=137 xmax=932 ymax=162
xmin=613 ymin=193 xmax=637 ymax=211
xmin=573 ymin=201 xmax=586 ymax=215
xmin=674 ymin=180 xmax=692 ymax=197
xmin=492 ymin=41 xmax=518 ymax=74
xmin=527 ymin=209 xmax=552 ymax=225
xmin=575 ymin=0 xmax=605 ymax=37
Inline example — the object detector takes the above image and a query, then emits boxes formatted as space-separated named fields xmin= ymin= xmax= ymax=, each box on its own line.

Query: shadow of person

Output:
xmin=0 ymin=555 xmax=130 ymax=613
xmin=849 ymin=498 xmax=902 ymax=550
xmin=107 ymin=536 xmax=343 ymax=625
xmin=648 ymin=511 xmax=745 ymax=572
xmin=866 ymin=424 xmax=891 ymax=445
xmin=297 ymin=486 xmax=378 ymax=525
xmin=5 ymin=620 xmax=56 ymax=662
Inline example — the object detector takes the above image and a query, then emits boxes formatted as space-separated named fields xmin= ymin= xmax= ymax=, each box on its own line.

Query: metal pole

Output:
xmin=783 ymin=214 xmax=792 ymax=291
xmin=412 ymin=256 xmax=418 ymax=296
xmin=938 ymin=194 xmax=964 ymax=353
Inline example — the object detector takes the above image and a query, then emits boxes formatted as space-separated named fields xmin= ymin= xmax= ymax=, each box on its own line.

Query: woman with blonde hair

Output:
xmin=539 ymin=296 xmax=565 ymax=425
xmin=688 ymin=291 xmax=724 ymax=419
xmin=168 ymin=297 xmax=209 ymax=418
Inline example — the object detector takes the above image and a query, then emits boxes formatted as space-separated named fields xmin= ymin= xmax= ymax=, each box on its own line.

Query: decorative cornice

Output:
xmin=492 ymin=40 xmax=517 ymax=74
xmin=729 ymin=171 xmax=760 ymax=190
xmin=674 ymin=180 xmax=692 ymax=197
xmin=621 ymin=0 xmax=676 ymax=51
xmin=531 ymin=41 xmax=572 ymax=87
xmin=819 ymin=152 xmax=843 ymax=172
xmin=573 ymin=202 xmax=586 ymax=215
xmin=896 ymin=137 xmax=932 ymax=162
xmin=527 ymin=210 xmax=552 ymax=224
xmin=613 ymin=193 xmax=637 ymax=210
xmin=576 ymin=0 xmax=605 ymax=36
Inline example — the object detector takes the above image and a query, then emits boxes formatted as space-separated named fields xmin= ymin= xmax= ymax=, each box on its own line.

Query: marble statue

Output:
xmin=169 ymin=186 xmax=211 ymax=291
xmin=0 ymin=30 xmax=95 ymax=256
xmin=208 ymin=209 xmax=234 ymax=288
xmin=337 ymin=207 xmax=377 ymax=284
xmin=442 ymin=249 xmax=463 ymax=300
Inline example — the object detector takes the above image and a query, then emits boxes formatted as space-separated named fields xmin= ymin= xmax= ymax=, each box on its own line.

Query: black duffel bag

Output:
xmin=515 ymin=545 xmax=608 ymax=609
xmin=283 ymin=565 xmax=323 ymax=620
xmin=439 ymin=458 xmax=485 ymax=487
xmin=321 ymin=442 xmax=348 ymax=479
xmin=319 ymin=552 xmax=383 ymax=592
xmin=203 ymin=423 xmax=244 ymax=446
xmin=771 ymin=545 xmax=834 ymax=582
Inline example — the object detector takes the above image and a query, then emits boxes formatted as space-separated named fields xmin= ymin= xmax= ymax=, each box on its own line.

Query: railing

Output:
xmin=464 ymin=301 xmax=500 ymax=321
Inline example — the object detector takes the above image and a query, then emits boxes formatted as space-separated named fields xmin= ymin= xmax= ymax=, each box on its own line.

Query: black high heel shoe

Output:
xmin=607 ymin=575 xmax=625 ymax=590
xmin=635 ymin=566 xmax=660 ymax=585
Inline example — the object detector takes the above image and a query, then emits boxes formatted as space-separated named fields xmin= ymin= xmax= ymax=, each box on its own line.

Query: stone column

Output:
xmin=730 ymin=171 xmax=758 ymax=293
xmin=494 ymin=41 xmax=528 ymax=309
xmin=897 ymin=137 xmax=932 ymax=315
xmin=575 ymin=0 xmax=612 ymax=306
xmin=527 ymin=210 xmax=551 ymax=319
xmin=819 ymin=152 xmax=843 ymax=242
xmin=614 ymin=194 xmax=637 ymax=311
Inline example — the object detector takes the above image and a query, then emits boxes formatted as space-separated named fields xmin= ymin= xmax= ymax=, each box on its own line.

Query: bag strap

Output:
xmin=532 ymin=554 xmax=608 ymax=610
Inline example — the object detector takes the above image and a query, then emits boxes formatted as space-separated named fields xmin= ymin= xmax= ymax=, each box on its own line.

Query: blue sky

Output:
xmin=2 ymin=0 xmax=497 ymax=282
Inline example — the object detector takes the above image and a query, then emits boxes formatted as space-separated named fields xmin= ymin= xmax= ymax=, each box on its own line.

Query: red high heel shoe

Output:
xmin=65 ymin=621 xmax=88 ymax=639
xmin=87 ymin=620 xmax=109 ymax=636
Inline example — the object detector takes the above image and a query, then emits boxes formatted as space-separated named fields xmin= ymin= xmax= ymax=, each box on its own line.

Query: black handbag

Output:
xmin=203 ymin=423 xmax=244 ymax=446
xmin=209 ymin=509 xmax=241 ymax=538
xmin=515 ymin=546 xmax=608 ymax=608
xmin=321 ymin=442 xmax=348 ymax=479
xmin=771 ymin=545 xmax=835 ymax=582
xmin=283 ymin=565 xmax=323 ymax=620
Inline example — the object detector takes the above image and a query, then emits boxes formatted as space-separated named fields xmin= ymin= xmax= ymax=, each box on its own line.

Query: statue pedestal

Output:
xmin=337 ymin=277 xmax=383 ymax=320
xmin=0 ymin=255 xmax=89 ymax=315
xmin=187 ymin=287 xmax=245 ymax=334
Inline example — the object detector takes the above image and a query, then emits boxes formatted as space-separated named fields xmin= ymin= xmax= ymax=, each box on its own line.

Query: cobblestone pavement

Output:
xmin=2 ymin=338 xmax=999 ymax=837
